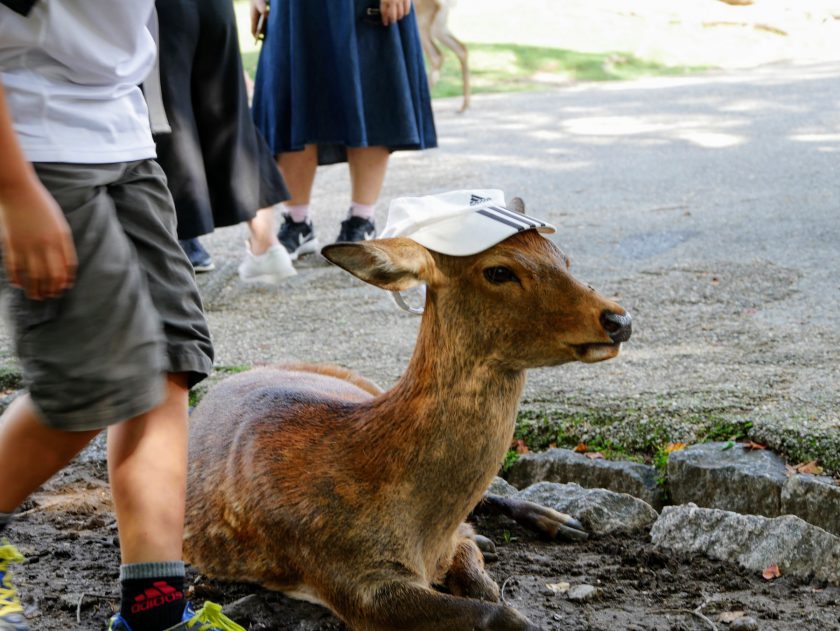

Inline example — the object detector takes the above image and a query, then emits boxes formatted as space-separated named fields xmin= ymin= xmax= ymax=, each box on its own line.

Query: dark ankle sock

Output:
xmin=120 ymin=561 xmax=186 ymax=631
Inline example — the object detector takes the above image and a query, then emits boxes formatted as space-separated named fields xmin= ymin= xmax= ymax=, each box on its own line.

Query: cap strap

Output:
xmin=390 ymin=289 xmax=425 ymax=315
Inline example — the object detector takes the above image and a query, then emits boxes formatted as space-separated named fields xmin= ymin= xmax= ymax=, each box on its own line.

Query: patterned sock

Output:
xmin=350 ymin=201 xmax=375 ymax=219
xmin=285 ymin=203 xmax=310 ymax=223
xmin=120 ymin=561 xmax=186 ymax=631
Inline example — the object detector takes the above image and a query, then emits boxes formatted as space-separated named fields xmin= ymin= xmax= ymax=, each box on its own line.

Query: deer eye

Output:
xmin=483 ymin=266 xmax=518 ymax=284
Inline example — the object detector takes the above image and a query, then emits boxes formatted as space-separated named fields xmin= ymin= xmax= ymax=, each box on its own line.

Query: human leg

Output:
xmin=346 ymin=146 xmax=389 ymax=207
xmin=334 ymin=146 xmax=389 ymax=243
xmin=239 ymin=206 xmax=296 ymax=284
xmin=107 ymin=373 xmax=188 ymax=563
xmin=0 ymin=398 xmax=99 ymax=631
xmin=277 ymin=146 xmax=318 ymax=206
xmin=275 ymin=146 xmax=320 ymax=259
xmin=0 ymin=397 xmax=99 ymax=513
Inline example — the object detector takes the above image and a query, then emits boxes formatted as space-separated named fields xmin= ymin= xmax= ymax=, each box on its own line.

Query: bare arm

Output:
xmin=0 ymin=84 xmax=77 ymax=300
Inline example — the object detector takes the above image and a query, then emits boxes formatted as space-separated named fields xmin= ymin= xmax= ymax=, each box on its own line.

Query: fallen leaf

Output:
xmin=785 ymin=464 xmax=797 ymax=478
xmin=835 ymin=479 xmax=840 ymax=486
xmin=545 ymin=581 xmax=570 ymax=594
xmin=665 ymin=442 xmax=687 ymax=454
xmin=573 ymin=442 xmax=587 ymax=453
xmin=514 ymin=439 xmax=529 ymax=455
xmin=743 ymin=440 xmax=766 ymax=450
xmin=762 ymin=564 xmax=781 ymax=580
xmin=585 ymin=452 xmax=605 ymax=460
xmin=548 ymin=442 xmax=557 ymax=449
xmin=717 ymin=611 xmax=746 ymax=623
xmin=794 ymin=460 xmax=824 ymax=475
xmin=721 ymin=441 xmax=735 ymax=451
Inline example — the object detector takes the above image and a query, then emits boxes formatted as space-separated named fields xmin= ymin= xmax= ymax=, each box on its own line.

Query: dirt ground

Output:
xmin=9 ymin=445 xmax=840 ymax=631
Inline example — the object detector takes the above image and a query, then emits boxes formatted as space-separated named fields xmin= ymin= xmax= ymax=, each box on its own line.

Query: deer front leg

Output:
xmin=475 ymin=493 xmax=588 ymax=542
xmin=444 ymin=529 xmax=500 ymax=602
xmin=343 ymin=580 xmax=541 ymax=631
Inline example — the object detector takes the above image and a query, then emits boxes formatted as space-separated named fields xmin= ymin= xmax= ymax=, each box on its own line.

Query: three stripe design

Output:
xmin=476 ymin=204 xmax=547 ymax=231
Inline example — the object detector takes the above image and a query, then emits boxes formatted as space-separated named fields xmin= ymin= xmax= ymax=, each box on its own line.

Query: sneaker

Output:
xmin=238 ymin=242 xmax=297 ymax=284
xmin=0 ymin=541 xmax=28 ymax=631
xmin=335 ymin=214 xmax=376 ymax=243
xmin=277 ymin=215 xmax=319 ymax=261
xmin=179 ymin=238 xmax=215 ymax=273
xmin=108 ymin=601 xmax=245 ymax=631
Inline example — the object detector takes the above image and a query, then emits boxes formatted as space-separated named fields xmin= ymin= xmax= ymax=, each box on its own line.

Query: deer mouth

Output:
xmin=572 ymin=341 xmax=622 ymax=363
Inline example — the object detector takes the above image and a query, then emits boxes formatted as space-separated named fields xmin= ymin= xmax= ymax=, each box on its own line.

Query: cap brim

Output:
xmin=408 ymin=204 xmax=556 ymax=256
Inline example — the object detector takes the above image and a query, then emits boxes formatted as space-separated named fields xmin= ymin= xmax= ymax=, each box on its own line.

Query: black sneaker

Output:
xmin=179 ymin=238 xmax=215 ymax=273
xmin=278 ymin=215 xmax=320 ymax=261
xmin=335 ymin=215 xmax=376 ymax=243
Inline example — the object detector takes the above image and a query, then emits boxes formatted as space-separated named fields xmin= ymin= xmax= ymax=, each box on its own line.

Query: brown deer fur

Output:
xmin=184 ymin=205 xmax=629 ymax=630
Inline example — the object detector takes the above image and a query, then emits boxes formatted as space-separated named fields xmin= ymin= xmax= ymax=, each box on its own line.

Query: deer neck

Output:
xmin=375 ymin=310 xmax=526 ymax=488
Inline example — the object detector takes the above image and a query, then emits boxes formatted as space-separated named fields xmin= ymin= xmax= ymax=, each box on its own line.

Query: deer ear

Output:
xmin=322 ymin=238 xmax=435 ymax=291
xmin=508 ymin=197 xmax=526 ymax=214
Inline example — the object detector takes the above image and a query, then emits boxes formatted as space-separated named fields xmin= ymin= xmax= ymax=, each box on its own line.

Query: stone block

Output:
xmin=651 ymin=504 xmax=840 ymax=584
xmin=667 ymin=442 xmax=787 ymax=516
xmin=516 ymin=481 xmax=658 ymax=535
xmin=507 ymin=448 xmax=664 ymax=508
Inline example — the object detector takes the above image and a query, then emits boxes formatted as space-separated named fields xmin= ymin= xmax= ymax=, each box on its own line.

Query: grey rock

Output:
xmin=651 ymin=504 xmax=840 ymax=584
xmin=487 ymin=476 xmax=518 ymax=497
xmin=781 ymin=474 xmax=840 ymax=538
xmin=668 ymin=443 xmax=788 ymax=517
xmin=516 ymin=482 xmax=658 ymax=535
xmin=567 ymin=584 xmax=599 ymax=602
xmin=507 ymin=448 xmax=665 ymax=508
xmin=730 ymin=617 xmax=760 ymax=631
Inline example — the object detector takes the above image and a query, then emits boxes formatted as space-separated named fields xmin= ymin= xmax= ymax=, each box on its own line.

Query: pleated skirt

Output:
xmin=252 ymin=0 xmax=437 ymax=165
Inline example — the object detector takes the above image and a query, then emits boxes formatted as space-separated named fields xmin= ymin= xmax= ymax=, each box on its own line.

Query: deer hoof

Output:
xmin=523 ymin=503 xmax=588 ymax=542
xmin=474 ymin=534 xmax=497 ymax=555
xmin=554 ymin=512 xmax=588 ymax=542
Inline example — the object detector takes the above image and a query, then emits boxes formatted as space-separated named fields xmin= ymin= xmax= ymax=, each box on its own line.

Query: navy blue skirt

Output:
xmin=252 ymin=0 xmax=437 ymax=165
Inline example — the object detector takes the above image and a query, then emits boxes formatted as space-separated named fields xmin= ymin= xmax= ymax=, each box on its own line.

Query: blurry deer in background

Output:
xmin=415 ymin=0 xmax=471 ymax=112
xmin=184 ymin=197 xmax=632 ymax=630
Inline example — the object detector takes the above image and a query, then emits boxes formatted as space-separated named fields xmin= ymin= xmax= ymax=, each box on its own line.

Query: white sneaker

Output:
xmin=238 ymin=242 xmax=297 ymax=284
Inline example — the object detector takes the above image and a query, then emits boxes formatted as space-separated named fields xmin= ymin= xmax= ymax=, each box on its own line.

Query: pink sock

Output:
xmin=285 ymin=203 xmax=310 ymax=223
xmin=350 ymin=202 xmax=375 ymax=219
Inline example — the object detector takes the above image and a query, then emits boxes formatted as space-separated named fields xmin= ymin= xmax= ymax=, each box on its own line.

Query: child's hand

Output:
xmin=250 ymin=0 xmax=268 ymax=40
xmin=0 ymin=178 xmax=77 ymax=300
xmin=380 ymin=0 xmax=412 ymax=26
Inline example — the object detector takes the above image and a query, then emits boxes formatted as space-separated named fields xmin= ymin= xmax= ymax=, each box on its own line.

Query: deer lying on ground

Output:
xmin=414 ymin=0 xmax=470 ymax=112
xmin=184 ymin=196 xmax=631 ymax=630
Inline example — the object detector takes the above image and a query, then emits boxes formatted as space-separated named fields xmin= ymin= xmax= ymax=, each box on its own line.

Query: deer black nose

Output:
xmin=600 ymin=311 xmax=632 ymax=343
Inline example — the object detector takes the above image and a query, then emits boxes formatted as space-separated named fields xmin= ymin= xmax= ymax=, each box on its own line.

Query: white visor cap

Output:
xmin=379 ymin=189 xmax=556 ymax=256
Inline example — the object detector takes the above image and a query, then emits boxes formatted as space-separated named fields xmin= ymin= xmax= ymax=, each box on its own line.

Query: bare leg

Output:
xmin=247 ymin=206 xmax=279 ymax=256
xmin=0 ymin=395 xmax=99 ymax=512
xmin=277 ymin=145 xmax=318 ymax=206
xmin=346 ymin=146 xmax=389 ymax=206
xmin=107 ymin=373 xmax=189 ymax=563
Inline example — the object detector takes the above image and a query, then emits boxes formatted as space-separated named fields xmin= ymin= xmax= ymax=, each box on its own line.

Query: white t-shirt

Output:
xmin=0 ymin=0 xmax=157 ymax=163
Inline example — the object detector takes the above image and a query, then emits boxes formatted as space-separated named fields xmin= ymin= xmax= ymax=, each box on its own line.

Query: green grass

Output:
xmin=241 ymin=43 xmax=705 ymax=101
xmin=430 ymin=43 xmax=704 ymax=99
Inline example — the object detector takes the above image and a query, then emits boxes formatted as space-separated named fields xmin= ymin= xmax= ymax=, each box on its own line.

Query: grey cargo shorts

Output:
xmin=0 ymin=160 xmax=214 ymax=431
